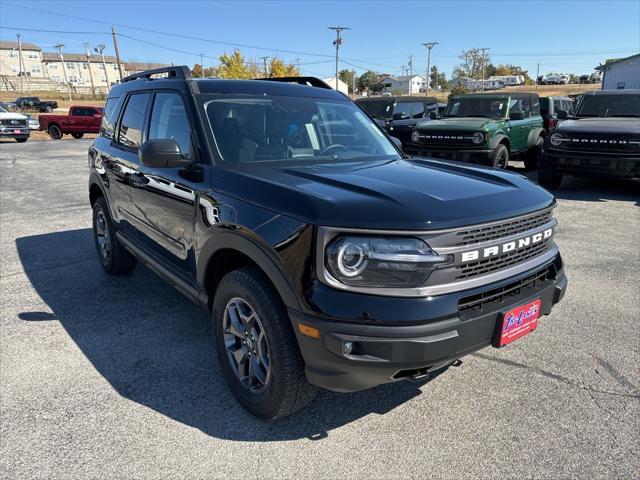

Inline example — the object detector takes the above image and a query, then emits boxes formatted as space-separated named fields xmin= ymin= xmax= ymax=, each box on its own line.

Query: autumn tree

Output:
xmin=453 ymin=49 xmax=491 ymax=79
xmin=269 ymin=57 xmax=300 ymax=78
xmin=216 ymin=50 xmax=259 ymax=79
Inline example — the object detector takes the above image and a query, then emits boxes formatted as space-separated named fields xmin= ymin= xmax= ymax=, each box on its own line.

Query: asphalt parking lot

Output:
xmin=1 ymin=139 xmax=639 ymax=479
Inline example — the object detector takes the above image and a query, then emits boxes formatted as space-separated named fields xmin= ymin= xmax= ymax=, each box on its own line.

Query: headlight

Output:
xmin=411 ymin=131 xmax=421 ymax=143
xmin=325 ymin=236 xmax=450 ymax=288
xmin=471 ymin=132 xmax=485 ymax=144
xmin=549 ymin=133 xmax=564 ymax=146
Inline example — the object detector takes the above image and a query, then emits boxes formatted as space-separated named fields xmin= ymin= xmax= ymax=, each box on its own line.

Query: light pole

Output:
xmin=199 ymin=53 xmax=205 ymax=77
xmin=260 ymin=56 xmax=270 ymax=77
xmin=83 ymin=42 xmax=96 ymax=97
xmin=16 ymin=33 xmax=25 ymax=92
xmin=422 ymin=42 xmax=438 ymax=94
xmin=480 ymin=47 xmax=490 ymax=91
xmin=54 ymin=43 xmax=72 ymax=101
xmin=94 ymin=44 xmax=110 ymax=89
xmin=408 ymin=54 xmax=413 ymax=94
xmin=329 ymin=26 xmax=350 ymax=91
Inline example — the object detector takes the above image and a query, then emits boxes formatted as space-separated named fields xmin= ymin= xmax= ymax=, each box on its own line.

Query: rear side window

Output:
xmin=117 ymin=93 xmax=151 ymax=150
xmin=531 ymin=97 xmax=540 ymax=115
xmin=100 ymin=97 xmax=121 ymax=139
xmin=563 ymin=100 xmax=574 ymax=115
xmin=522 ymin=99 xmax=532 ymax=117
xmin=540 ymin=98 xmax=549 ymax=115
xmin=148 ymin=93 xmax=193 ymax=160
xmin=553 ymin=99 xmax=562 ymax=113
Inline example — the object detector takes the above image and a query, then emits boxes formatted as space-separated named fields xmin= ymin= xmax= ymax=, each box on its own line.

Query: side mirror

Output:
xmin=509 ymin=111 xmax=525 ymax=120
xmin=429 ymin=111 xmax=438 ymax=120
xmin=139 ymin=139 xmax=190 ymax=168
xmin=390 ymin=136 xmax=403 ymax=149
xmin=392 ymin=112 xmax=407 ymax=120
xmin=556 ymin=110 xmax=569 ymax=120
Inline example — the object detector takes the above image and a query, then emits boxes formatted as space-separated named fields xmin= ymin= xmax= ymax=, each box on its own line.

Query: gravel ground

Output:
xmin=1 ymin=139 xmax=639 ymax=479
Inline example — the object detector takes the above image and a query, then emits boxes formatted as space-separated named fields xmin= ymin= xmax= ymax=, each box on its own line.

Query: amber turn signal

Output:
xmin=298 ymin=323 xmax=320 ymax=339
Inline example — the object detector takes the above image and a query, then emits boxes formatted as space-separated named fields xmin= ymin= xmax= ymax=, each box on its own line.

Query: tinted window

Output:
xmin=509 ymin=99 xmax=523 ymax=114
xmin=412 ymin=102 xmax=426 ymax=119
xmin=117 ymin=94 xmax=150 ymax=150
xmin=393 ymin=102 xmax=413 ymax=119
xmin=562 ymin=100 xmax=574 ymax=115
xmin=576 ymin=94 xmax=639 ymax=117
xmin=70 ymin=107 xmax=83 ymax=116
xmin=148 ymin=93 xmax=193 ymax=160
xmin=356 ymin=100 xmax=394 ymax=119
xmin=100 ymin=97 xmax=121 ymax=139
xmin=553 ymin=99 xmax=562 ymax=113
xmin=522 ymin=98 xmax=532 ymax=117
xmin=540 ymin=98 xmax=549 ymax=115
xmin=531 ymin=97 xmax=540 ymax=115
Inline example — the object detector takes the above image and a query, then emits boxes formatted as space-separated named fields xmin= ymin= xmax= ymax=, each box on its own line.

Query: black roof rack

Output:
xmin=254 ymin=76 xmax=332 ymax=90
xmin=122 ymin=65 xmax=192 ymax=83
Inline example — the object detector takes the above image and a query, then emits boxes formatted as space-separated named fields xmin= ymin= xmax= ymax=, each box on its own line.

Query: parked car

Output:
xmin=407 ymin=93 xmax=546 ymax=170
xmin=0 ymin=101 xmax=19 ymax=112
xmin=88 ymin=66 xmax=567 ymax=419
xmin=539 ymin=89 xmax=640 ymax=188
xmin=0 ymin=106 xmax=29 ymax=142
xmin=39 ymin=106 xmax=103 ymax=139
xmin=540 ymin=96 xmax=574 ymax=131
xmin=14 ymin=96 xmax=58 ymax=113
xmin=541 ymin=74 xmax=569 ymax=85
xmin=23 ymin=114 xmax=40 ymax=130
xmin=355 ymin=96 xmax=438 ymax=146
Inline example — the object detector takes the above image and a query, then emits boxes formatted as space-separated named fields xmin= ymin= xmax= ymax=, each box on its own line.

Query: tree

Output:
xmin=339 ymin=69 xmax=357 ymax=93
xmin=192 ymin=63 xmax=204 ymax=78
xmin=358 ymin=70 xmax=380 ymax=93
xmin=430 ymin=66 xmax=447 ymax=90
xmin=448 ymin=83 xmax=468 ymax=100
xmin=216 ymin=50 xmax=259 ymax=79
xmin=269 ymin=57 xmax=299 ymax=78
xmin=492 ymin=64 xmax=533 ymax=83
xmin=453 ymin=49 xmax=491 ymax=79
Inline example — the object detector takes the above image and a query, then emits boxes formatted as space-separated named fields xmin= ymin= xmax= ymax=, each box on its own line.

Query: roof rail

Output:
xmin=254 ymin=76 xmax=333 ymax=90
xmin=122 ymin=65 xmax=192 ymax=83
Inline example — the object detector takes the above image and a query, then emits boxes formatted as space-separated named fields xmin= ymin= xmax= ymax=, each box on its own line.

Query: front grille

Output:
xmin=0 ymin=119 xmax=27 ymax=127
xmin=556 ymin=135 xmax=639 ymax=154
xmin=414 ymin=130 xmax=476 ymax=147
xmin=455 ymin=209 xmax=553 ymax=246
xmin=455 ymin=239 xmax=551 ymax=280
xmin=458 ymin=261 xmax=557 ymax=320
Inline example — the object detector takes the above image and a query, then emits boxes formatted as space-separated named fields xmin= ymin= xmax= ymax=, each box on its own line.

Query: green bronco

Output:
xmin=407 ymin=93 xmax=545 ymax=170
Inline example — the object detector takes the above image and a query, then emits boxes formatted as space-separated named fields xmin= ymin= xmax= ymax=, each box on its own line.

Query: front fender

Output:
xmin=527 ymin=127 xmax=546 ymax=147
xmin=488 ymin=133 xmax=510 ymax=151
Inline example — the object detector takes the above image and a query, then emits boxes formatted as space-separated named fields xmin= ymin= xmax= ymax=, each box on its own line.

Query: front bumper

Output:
xmin=291 ymin=255 xmax=567 ymax=392
xmin=405 ymin=145 xmax=493 ymax=163
xmin=0 ymin=127 xmax=30 ymax=139
xmin=542 ymin=149 xmax=640 ymax=178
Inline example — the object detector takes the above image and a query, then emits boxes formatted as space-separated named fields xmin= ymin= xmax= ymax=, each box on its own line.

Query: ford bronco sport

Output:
xmin=88 ymin=67 xmax=567 ymax=419
xmin=407 ymin=93 xmax=546 ymax=170
xmin=539 ymin=89 xmax=640 ymax=188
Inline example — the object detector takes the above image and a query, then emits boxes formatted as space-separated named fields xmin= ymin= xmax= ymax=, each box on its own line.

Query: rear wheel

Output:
xmin=213 ymin=267 xmax=317 ymax=419
xmin=71 ymin=132 xmax=84 ymax=139
xmin=45 ymin=105 xmax=53 ymax=113
xmin=92 ymin=196 xmax=137 ymax=275
xmin=48 ymin=124 xmax=63 ymax=140
xmin=15 ymin=138 xmax=28 ymax=143
xmin=524 ymin=136 xmax=544 ymax=170
xmin=538 ymin=157 xmax=563 ymax=189
xmin=489 ymin=143 xmax=509 ymax=169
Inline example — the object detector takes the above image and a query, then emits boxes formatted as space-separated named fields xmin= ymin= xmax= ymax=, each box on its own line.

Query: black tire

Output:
xmin=488 ymin=143 xmax=509 ymax=169
xmin=45 ymin=105 xmax=53 ymax=113
xmin=538 ymin=157 xmax=563 ymax=189
xmin=213 ymin=267 xmax=317 ymax=420
xmin=15 ymin=138 xmax=28 ymax=143
xmin=71 ymin=132 xmax=84 ymax=139
xmin=48 ymin=124 xmax=63 ymax=140
xmin=524 ymin=136 xmax=544 ymax=171
xmin=92 ymin=196 xmax=137 ymax=275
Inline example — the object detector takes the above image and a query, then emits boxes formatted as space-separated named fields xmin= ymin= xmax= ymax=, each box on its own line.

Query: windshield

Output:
xmin=356 ymin=99 xmax=395 ymax=119
xmin=576 ymin=94 xmax=640 ymax=118
xmin=0 ymin=106 xmax=6 ymax=113
xmin=203 ymin=95 xmax=399 ymax=164
xmin=445 ymin=97 xmax=507 ymax=119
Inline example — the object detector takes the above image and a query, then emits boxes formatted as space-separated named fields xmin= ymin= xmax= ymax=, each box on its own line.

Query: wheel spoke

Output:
xmin=229 ymin=345 xmax=245 ymax=367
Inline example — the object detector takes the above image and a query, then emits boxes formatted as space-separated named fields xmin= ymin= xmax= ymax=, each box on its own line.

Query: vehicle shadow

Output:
xmin=15 ymin=228 xmax=439 ymax=441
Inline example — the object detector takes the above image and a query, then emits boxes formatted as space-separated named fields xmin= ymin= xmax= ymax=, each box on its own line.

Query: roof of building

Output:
xmin=0 ymin=40 xmax=42 ymax=51
xmin=595 ymin=53 xmax=640 ymax=71
xmin=42 ymin=52 xmax=118 ymax=63
xmin=581 ymin=89 xmax=640 ymax=96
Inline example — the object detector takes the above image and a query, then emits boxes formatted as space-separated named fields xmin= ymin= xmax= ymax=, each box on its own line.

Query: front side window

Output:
xmin=117 ymin=93 xmax=150 ymax=150
xmin=148 ymin=93 xmax=193 ymax=160
xmin=393 ymin=102 xmax=413 ymax=119
xmin=203 ymin=95 xmax=398 ymax=164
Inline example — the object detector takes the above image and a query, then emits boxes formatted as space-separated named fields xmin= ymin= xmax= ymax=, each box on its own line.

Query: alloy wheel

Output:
xmin=95 ymin=209 xmax=111 ymax=262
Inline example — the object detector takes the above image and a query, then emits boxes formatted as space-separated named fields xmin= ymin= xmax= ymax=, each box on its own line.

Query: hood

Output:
xmin=213 ymin=158 xmax=554 ymax=230
xmin=415 ymin=117 xmax=498 ymax=131
xmin=0 ymin=112 xmax=27 ymax=120
xmin=556 ymin=117 xmax=640 ymax=136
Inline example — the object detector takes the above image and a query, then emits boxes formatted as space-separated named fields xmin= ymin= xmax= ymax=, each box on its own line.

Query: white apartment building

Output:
xmin=0 ymin=40 xmax=45 ymax=78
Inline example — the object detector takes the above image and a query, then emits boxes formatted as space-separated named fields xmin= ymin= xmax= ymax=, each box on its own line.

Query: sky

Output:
xmin=1 ymin=0 xmax=639 ymax=79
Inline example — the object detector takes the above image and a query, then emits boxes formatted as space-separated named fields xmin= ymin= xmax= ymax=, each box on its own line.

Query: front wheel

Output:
xmin=15 ymin=138 xmax=28 ymax=143
xmin=488 ymin=144 xmax=509 ymax=169
xmin=48 ymin=125 xmax=63 ymax=140
xmin=524 ymin=136 xmax=544 ymax=170
xmin=71 ymin=132 xmax=84 ymax=139
xmin=213 ymin=267 xmax=317 ymax=419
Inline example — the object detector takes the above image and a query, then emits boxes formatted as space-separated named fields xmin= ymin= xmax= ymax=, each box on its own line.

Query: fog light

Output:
xmin=342 ymin=341 xmax=354 ymax=355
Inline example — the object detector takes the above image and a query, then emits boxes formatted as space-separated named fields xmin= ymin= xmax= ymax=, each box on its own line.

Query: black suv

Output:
xmin=88 ymin=67 xmax=567 ymax=419
xmin=539 ymin=90 xmax=640 ymax=188
xmin=355 ymin=96 xmax=438 ymax=146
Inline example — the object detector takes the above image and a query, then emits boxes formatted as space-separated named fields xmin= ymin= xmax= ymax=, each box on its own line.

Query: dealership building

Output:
xmin=596 ymin=53 xmax=640 ymax=90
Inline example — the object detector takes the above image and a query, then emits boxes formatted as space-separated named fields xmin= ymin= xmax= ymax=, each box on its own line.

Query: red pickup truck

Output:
xmin=39 ymin=106 xmax=103 ymax=139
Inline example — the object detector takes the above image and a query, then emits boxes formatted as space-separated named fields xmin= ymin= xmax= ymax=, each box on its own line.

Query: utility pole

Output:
xmin=111 ymin=26 xmax=124 ymax=81
xmin=328 ymin=26 xmax=350 ymax=91
xmin=54 ymin=43 xmax=72 ymax=101
xmin=408 ymin=55 xmax=413 ymax=94
xmin=536 ymin=62 xmax=540 ymax=91
xmin=352 ymin=68 xmax=356 ymax=97
xmin=16 ymin=33 xmax=25 ymax=92
xmin=480 ymin=47 xmax=490 ymax=92
xmin=422 ymin=42 xmax=438 ymax=94
xmin=199 ymin=53 xmax=205 ymax=77
xmin=295 ymin=58 xmax=300 ymax=73
xmin=83 ymin=42 xmax=96 ymax=97
xmin=94 ymin=44 xmax=110 ymax=89
xmin=260 ymin=56 xmax=270 ymax=77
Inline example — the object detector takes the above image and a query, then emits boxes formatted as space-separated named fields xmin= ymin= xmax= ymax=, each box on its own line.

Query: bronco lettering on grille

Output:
xmin=461 ymin=228 xmax=553 ymax=262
